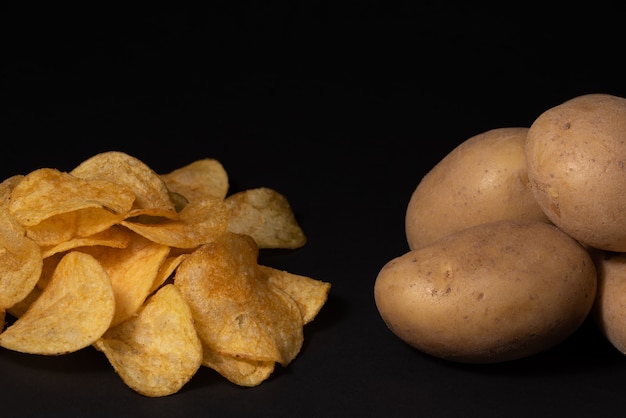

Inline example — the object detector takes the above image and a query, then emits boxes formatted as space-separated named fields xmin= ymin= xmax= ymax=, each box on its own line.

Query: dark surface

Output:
xmin=2 ymin=4 xmax=626 ymax=417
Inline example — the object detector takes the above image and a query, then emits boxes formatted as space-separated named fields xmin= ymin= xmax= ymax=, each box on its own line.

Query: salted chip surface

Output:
xmin=94 ymin=284 xmax=203 ymax=397
xmin=70 ymin=151 xmax=178 ymax=220
xmin=261 ymin=266 xmax=331 ymax=325
xmin=225 ymin=187 xmax=307 ymax=249
xmin=0 ymin=251 xmax=115 ymax=355
xmin=80 ymin=232 xmax=170 ymax=327
xmin=123 ymin=195 xmax=228 ymax=249
xmin=174 ymin=232 xmax=304 ymax=366
xmin=202 ymin=347 xmax=275 ymax=387
xmin=0 ymin=175 xmax=43 ymax=310
xmin=161 ymin=158 xmax=229 ymax=201
xmin=8 ymin=168 xmax=135 ymax=226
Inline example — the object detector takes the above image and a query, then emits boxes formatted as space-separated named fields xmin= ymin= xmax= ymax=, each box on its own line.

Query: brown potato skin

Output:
xmin=592 ymin=251 xmax=626 ymax=354
xmin=405 ymin=127 xmax=549 ymax=251
xmin=375 ymin=220 xmax=597 ymax=363
xmin=525 ymin=93 xmax=626 ymax=251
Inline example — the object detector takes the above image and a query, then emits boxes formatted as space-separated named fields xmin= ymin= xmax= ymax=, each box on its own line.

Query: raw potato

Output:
xmin=374 ymin=220 xmax=597 ymax=363
xmin=525 ymin=93 xmax=626 ymax=251
xmin=591 ymin=251 xmax=626 ymax=354
xmin=405 ymin=127 xmax=549 ymax=251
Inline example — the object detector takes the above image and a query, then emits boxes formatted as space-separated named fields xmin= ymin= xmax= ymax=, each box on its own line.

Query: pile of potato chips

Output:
xmin=0 ymin=151 xmax=330 ymax=397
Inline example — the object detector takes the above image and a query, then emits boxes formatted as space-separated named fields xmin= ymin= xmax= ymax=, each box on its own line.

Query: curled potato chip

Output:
xmin=161 ymin=158 xmax=229 ymax=201
xmin=94 ymin=284 xmax=203 ymax=397
xmin=225 ymin=187 xmax=307 ymax=249
xmin=0 ymin=175 xmax=42 ymax=310
xmin=80 ymin=232 xmax=170 ymax=327
xmin=122 ymin=195 xmax=228 ymax=249
xmin=39 ymin=225 xmax=131 ymax=259
xmin=8 ymin=168 xmax=135 ymax=226
xmin=0 ymin=251 xmax=115 ymax=355
xmin=261 ymin=266 xmax=331 ymax=325
xmin=202 ymin=347 xmax=275 ymax=387
xmin=174 ymin=232 xmax=304 ymax=367
xmin=24 ymin=207 xmax=128 ymax=247
xmin=71 ymin=151 xmax=178 ymax=220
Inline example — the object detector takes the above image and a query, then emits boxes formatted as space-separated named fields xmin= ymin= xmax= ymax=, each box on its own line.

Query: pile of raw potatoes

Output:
xmin=374 ymin=93 xmax=626 ymax=363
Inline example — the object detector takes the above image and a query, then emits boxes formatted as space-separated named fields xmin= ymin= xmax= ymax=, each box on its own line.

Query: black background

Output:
xmin=2 ymin=3 xmax=626 ymax=417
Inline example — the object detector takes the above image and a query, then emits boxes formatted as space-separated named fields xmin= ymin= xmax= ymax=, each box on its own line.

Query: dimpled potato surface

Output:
xmin=374 ymin=220 xmax=597 ymax=363
xmin=405 ymin=127 xmax=549 ymax=251
xmin=525 ymin=93 xmax=626 ymax=251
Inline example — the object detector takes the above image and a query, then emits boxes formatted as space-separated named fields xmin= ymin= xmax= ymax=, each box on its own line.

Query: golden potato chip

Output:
xmin=80 ymin=232 xmax=170 ymax=327
xmin=0 ymin=175 xmax=42 ymax=310
xmin=0 ymin=251 xmax=115 ymax=355
xmin=225 ymin=187 xmax=307 ymax=249
xmin=161 ymin=158 xmax=229 ymax=201
xmin=94 ymin=284 xmax=203 ymax=397
xmin=174 ymin=232 xmax=304 ymax=366
xmin=70 ymin=151 xmax=178 ymax=220
xmin=122 ymin=195 xmax=228 ymax=249
xmin=260 ymin=266 xmax=331 ymax=325
xmin=0 ymin=152 xmax=329 ymax=394
xmin=8 ymin=168 xmax=135 ymax=226
xmin=202 ymin=347 xmax=275 ymax=387
xmin=39 ymin=225 xmax=131 ymax=258
xmin=25 ymin=207 xmax=128 ymax=247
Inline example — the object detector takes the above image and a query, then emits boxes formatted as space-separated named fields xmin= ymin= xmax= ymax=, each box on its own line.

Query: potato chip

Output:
xmin=39 ymin=225 xmax=131 ymax=258
xmin=8 ymin=168 xmax=135 ymax=227
xmin=70 ymin=151 xmax=178 ymax=220
xmin=225 ymin=187 xmax=307 ymax=249
xmin=0 ymin=251 xmax=115 ymax=355
xmin=0 ymin=175 xmax=42 ymax=310
xmin=174 ymin=232 xmax=304 ymax=366
xmin=24 ymin=207 xmax=128 ymax=247
xmin=260 ymin=266 xmax=331 ymax=325
xmin=0 ymin=152 xmax=330 ymax=395
xmin=123 ymin=195 xmax=228 ymax=249
xmin=161 ymin=158 xmax=229 ymax=201
xmin=94 ymin=284 xmax=202 ymax=397
xmin=202 ymin=347 xmax=275 ymax=387
xmin=80 ymin=232 xmax=170 ymax=327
